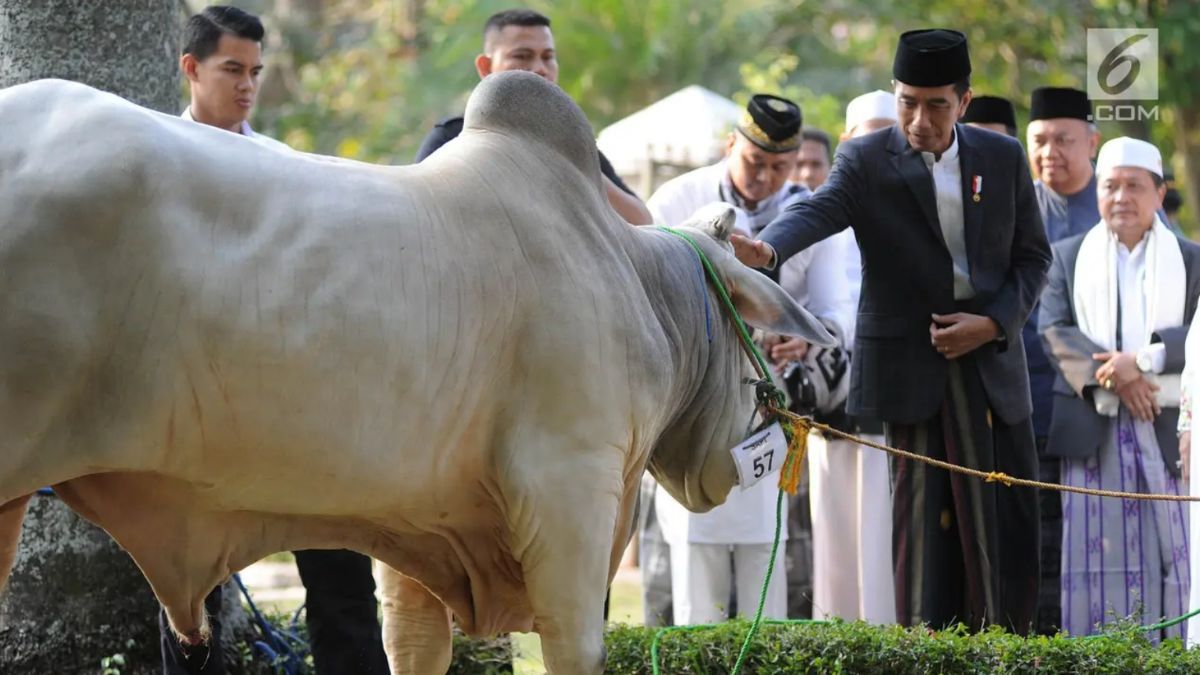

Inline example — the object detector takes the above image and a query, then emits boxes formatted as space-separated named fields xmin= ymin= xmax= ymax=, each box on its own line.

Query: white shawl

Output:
xmin=1074 ymin=216 xmax=1185 ymax=351
xmin=1074 ymin=216 xmax=1185 ymax=414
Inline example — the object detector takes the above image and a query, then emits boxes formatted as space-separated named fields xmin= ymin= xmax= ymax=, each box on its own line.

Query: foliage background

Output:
xmin=204 ymin=0 xmax=1200 ymax=233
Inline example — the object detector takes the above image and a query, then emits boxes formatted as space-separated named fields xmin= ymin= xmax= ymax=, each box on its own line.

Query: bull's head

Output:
xmin=647 ymin=204 xmax=835 ymax=513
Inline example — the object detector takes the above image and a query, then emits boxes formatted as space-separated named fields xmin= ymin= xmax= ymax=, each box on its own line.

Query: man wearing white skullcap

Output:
xmin=772 ymin=91 xmax=897 ymax=622
xmin=802 ymin=88 xmax=898 ymax=625
xmin=1040 ymin=136 xmax=1200 ymax=639
xmin=843 ymin=89 xmax=899 ymax=139
xmin=791 ymin=91 xmax=895 ymax=193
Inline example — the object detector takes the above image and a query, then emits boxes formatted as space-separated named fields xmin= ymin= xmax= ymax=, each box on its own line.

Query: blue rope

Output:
xmin=233 ymin=572 xmax=309 ymax=674
xmin=691 ymin=246 xmax=713 ymax=343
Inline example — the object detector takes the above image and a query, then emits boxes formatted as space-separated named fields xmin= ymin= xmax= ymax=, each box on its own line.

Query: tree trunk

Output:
xmin=0 ymin=497 xmax=257 ymax=674
xmin=0 ymin=0 xmax=181 ymax=112
xmin=0 ymin=3 xmax=251 ymax=673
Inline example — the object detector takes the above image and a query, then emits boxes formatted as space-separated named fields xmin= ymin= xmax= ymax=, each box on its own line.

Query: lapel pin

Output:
xmin=972 ymin=175 xmax=982 ymax=202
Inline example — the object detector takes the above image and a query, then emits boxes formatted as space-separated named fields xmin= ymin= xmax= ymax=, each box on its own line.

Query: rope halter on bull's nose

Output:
xmin=656 ymin=226 xmax=811 ymax=496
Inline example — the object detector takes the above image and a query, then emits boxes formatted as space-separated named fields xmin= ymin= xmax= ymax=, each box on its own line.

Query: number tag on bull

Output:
xmin=730 ymin=422 xmax=787 ymax=490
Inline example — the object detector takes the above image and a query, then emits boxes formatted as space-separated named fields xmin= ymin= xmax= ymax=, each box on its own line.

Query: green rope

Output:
xmin=650 ymin=226 xmax=794 ymax=674
xmin=655 ymin=227 xmax=776 ymax=388
xmin=1139 ymin=607 xmax=1200 ymax=633
xmin=730 ymin=485 xmax=783 ymax=673
xmin=649 ymin=485 xmax=797 ymax=675
xmin=1079 ymin=606 xmax=1200 ymax=641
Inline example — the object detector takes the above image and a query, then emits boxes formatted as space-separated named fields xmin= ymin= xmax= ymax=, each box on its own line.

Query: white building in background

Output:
xmin=597 ymin=85 xmax=741 ymax=197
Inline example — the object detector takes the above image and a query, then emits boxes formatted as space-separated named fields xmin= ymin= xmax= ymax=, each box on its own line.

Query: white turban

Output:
xmin=845 ymin=90 xmax=897 ymax=132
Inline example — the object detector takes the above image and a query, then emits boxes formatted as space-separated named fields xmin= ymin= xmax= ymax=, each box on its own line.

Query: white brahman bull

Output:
xmin=0 ymin=71 xmax=832 ymax=673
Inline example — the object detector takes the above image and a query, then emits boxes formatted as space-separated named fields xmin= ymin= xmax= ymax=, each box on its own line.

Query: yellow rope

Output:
xmin=777 ymin=419 xmax=809 ymax=495
xmin=769 ymin=405 xmax=1200 ymax=503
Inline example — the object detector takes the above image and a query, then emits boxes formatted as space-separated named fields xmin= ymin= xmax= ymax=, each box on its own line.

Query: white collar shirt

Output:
xmin=921 ymin=132 xmax=974 ymax=300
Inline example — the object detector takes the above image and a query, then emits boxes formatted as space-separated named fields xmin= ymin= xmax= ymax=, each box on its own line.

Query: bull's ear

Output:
xmin=672 ymin=225 xmax=836 ymax=347
xmin=718 ymin=254 xmax=837 ymax=347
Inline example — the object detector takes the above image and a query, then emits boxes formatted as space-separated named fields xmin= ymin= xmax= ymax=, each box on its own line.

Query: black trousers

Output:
xmin=160 ymin=549 xmax=389 ymax=675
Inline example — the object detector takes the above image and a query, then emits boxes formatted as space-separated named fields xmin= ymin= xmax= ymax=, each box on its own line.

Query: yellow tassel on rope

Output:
xmin=984 ymin=471 xmax=1015 ymax=487
xmin=778 ymin=416 xmax=811 ymax=495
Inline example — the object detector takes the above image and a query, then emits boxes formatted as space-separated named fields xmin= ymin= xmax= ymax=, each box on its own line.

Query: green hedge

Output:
xmin=372 ymin=618 xmax=1200 ymax=674
xmin=601 ymin=620 xmax=1200 ymax=675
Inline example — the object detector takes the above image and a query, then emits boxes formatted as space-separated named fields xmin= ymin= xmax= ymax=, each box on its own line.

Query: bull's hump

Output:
xmin=462 ymin=71 xmax=599 ymax=181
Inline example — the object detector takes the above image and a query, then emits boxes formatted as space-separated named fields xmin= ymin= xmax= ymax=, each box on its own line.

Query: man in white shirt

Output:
xmin=805 ymin=90 xmax=898 ymax=625
xmin=164 ymin=7 xmax=388 ymax=675
xmin=647 ymin=94 xmax=853 ymax=624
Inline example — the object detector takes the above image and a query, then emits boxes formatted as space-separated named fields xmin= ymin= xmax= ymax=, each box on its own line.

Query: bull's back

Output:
xmin=0 ymin=80 xmax=645 ymax=523
xmin=0 ymin=82 xmax=495 ymax=511
xmin=0 ymin=81 xmax=680 ymax=636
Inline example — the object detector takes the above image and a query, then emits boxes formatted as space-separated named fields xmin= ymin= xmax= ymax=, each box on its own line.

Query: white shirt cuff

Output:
xmin=1139 ymin=343 xmax=1167 ymax=374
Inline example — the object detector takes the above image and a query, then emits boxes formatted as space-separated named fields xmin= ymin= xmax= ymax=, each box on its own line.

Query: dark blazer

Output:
xmin=758 ymin=124 xmax=1051 ymax=425
xmin=1037 ymin=232 xmax=1200 ymax=476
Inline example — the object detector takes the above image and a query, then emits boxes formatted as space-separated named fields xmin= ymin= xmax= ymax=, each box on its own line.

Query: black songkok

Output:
xmin=893 ymin=29 xmax=971 ymax=87
xmin=1030 ymin=87 xmax=1092 ymax=122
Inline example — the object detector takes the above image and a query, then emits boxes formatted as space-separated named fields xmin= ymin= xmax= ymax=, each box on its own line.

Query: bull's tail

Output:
xmin=0 ymin=494 xmax=32 ymax=592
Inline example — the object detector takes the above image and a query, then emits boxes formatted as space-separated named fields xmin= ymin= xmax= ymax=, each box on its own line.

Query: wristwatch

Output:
xmin=1136 ymin=349 xmax=1155 ymax=374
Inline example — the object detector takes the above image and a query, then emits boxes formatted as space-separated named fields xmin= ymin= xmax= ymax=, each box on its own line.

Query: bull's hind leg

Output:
xmin=0 ymin=494 xmax=32 ymax=591
xmin=379 ymin=564 xmax=453 ymax=675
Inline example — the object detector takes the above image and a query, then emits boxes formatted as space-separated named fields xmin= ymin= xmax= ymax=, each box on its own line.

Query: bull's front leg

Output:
xmin=379 ymin=563 xmax=453 ymax=675
xmin=517 ymin=481 xmax=620 ymax=675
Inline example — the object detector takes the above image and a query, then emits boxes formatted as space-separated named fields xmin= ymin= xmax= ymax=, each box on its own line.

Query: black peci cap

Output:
xmin=1030 ymin=87 xmax=1092 ymax=122
xmin=893 ymin=29 xmax=971 ymax=87
xmin=961 ymin=95 xmax=1017 ymax=129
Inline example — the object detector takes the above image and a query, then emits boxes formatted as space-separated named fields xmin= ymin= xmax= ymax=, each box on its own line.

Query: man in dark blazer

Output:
xmin=1038 ymin=137 xmax=1199 ymax=640
xmin=733 ymin=29 xmax=1051 ymax=632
